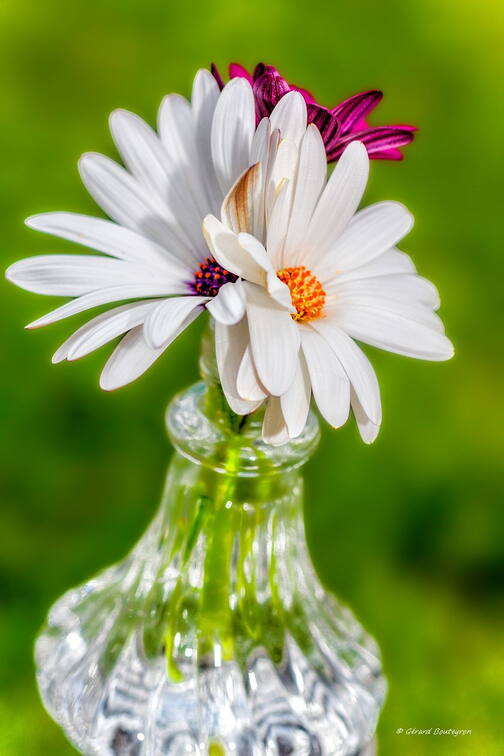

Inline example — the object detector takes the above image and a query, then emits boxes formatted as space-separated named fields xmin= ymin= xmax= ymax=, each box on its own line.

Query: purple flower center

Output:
xmin=190 ymin=257 xmax=237 ymax=297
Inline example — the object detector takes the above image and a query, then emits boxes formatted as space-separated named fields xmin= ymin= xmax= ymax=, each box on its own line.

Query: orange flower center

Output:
xmin=276 ymin=266 xmax=326 ymax=322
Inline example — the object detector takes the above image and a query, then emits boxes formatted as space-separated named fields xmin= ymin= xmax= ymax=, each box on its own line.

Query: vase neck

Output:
xmin=165 ymin=322 xmax=320 ymax=477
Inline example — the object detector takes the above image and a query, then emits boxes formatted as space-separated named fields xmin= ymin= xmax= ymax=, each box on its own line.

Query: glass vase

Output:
xmin=35 ymin=335 xmax=386 ymax=756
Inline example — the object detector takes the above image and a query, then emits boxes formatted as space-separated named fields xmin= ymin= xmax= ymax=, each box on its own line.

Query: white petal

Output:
xmin=266 ymin=180 xmax=293 ymax=270
xmin=26 ymin=283 xmax=181 ymax=329
xmin=332 ymin=297 xmax=444 ymax=332
xmin=284 ymin=125 xmax=327 ymax=264
xmin=266 ymin=270 xmax=295 ymax=311
xmin=214 ymin=319 xmax=263 ymax=415
xmin=202 ymin=216 xmax=271 ymax=285
xmin=191 ymin=69 xmax=221 ymax=214
xmin=300 ymin=326 xmax=350 ymax=428
xmin=205 ymin=280 xmax=246 ymax=325
xmin=99 ymin=326 xmax=168 ymax=391
xmin=335 ymin=306 xmax=454 ymax=361
xmin=351 ymin=388 xmax=380 ymax=444
xmin=262 ymin=397 xmax=290 ymax=446
xmin=280 ymin=355 xmax=311 ymax=438
xmin=237 ymin=344 xmax=267 ymax=401
xmin=332 ymin=247 xmax=416 ymax=285
xmin=245 ymin=282 xmax=300 ymax=396
xmin=319 ymin=201 xmax=414 ymax=280
xmin=335 ymin=274 xmax=441 ymax=310
xmin=144 ymin=295 xmax=208 ymax=348
xmin=269 ymin=91 xmax=307 ymax=146
xmin=221 ymin=163 xmax=263 ymax=237
xmin=78 ymin=152 xmax=198 ymax=263
xmin=211 ymin=78 xmax=255 ymax=195
xmin=6 ymin=255 xmax=164 ymax=297
xmin=310 ymin=319 xmax=381 ymax=425
xmin=266 ymin=138 xmax=298 ymax=222
xmin=305 ymin=141 xmax=369 ymax=261
xmin=250 ymin=117 xmax=271 ymax=167
xmin=25 ymin=212 xmax=191 ymax=275
xmin=52 ymin=300 xmax=159 ymax=362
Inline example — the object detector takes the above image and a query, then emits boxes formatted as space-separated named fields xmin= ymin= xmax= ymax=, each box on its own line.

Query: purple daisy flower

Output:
xmin=211 ymin=62 xmax=417 ymax=162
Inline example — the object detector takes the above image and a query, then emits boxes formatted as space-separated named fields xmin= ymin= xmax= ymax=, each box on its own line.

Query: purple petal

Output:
xmin=253 ymin=69 xmax=290 ymax=119
xmin=229 ymin=62 xmax=253 ymax=84
xmin=327 ymin=125 xmax=417 ymax=162
xmin=289 ymin=84 xmax=316 ymax=104
xmin=307 ymin=104 xmax=341 ymax=150
xmin=211 ymin=63 xmax=225 ymax=90
xmin=331 ymin=90 xmax=383 ymax=135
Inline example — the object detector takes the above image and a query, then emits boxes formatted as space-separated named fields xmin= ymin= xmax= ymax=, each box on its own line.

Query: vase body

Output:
xmin=35 ymin=378 xmax=386 ymax=755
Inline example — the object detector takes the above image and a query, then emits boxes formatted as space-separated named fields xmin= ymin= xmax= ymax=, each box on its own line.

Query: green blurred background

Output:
xmin=1 ymin=0 xmax=503 ymax=753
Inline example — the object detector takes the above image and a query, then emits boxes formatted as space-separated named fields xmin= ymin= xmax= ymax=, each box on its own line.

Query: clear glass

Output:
xmin=35 ymin=333 xmax=386 ymax=755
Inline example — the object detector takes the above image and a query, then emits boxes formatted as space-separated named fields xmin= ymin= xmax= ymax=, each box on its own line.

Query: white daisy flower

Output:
xmin=5 ymin=72 xmax=305 ymax=392
xmin=203 ymin=125 xmax=454 ymax=444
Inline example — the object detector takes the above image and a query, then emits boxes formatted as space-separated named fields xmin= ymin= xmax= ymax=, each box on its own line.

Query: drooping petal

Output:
xmin=310 ymin=319 xmax=381 ymax=425
xmin=25 ymin=212 xmax=191 ymax=276
xmin=280 ymin=355 xmax=311 ymax=438
xmin=52 ymin=300 xmax=160 ymax=362
xmin=245 ymin=282 xmax=300 ymax=396
xmin=237 ymin=344 xmax=267 ymax=401
xmin=6 ymin=255 xmax=163 ymax=297
xmin=99 ymin=326 xmax=170 ymax=391
xmin=304 ymin=141 xmax=369 ymax=265
xmin=214 ymin=319 xmax=263 ymax=415
xmin=331 ymin=90 xmax=383 ymax=134
xmin=334 ymin=306 xmax=454 ymax=361
xmin=300 ymin=326 xmax=350 ymax=428
xmin=318 ymin=201 xmax=414 ymax=282
xmin=144 ymin=295 xmax=208 ymax=348
xmin=269 ymin=91 xmax=307 ymax=146
xmin=26 ymin=283 xmax=180 ymax=329
xmin=205 ymin=280 xmax=246 ymax=325
xmin=211 ymin=78 xmax=256 ymax=195
xmin=262 ymin=397 xmax=290 ymax=446
xmin=351 ymin=388 xmax=381 ymax=444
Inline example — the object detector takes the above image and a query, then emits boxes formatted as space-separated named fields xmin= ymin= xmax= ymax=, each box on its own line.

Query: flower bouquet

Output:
xmin=7 ymin=62 xmax=452 ymax=755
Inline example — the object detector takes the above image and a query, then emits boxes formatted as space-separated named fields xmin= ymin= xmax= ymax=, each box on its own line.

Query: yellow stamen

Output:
xmin=277 ymin=266 xmax=326 ymax=322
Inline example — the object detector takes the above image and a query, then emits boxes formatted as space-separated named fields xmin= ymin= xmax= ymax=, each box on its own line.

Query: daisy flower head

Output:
xmin=6 ymin=72 xmax=304 ymax=391
xmin=203 ymin=115 xmax=454 ymax=445
xmin=212 ymin=61 xmax=417 ymax=162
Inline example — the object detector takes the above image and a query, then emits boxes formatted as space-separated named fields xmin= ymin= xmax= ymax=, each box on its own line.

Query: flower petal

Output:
xmin=6 ymin=255 xmax=163 ymax=297
xmin=335 ymin=274 xmax=440 ymax=311
xmin=300 ymin=326 xmax=350 ymax=428
xmin=331 ymin=248 xmax=416 ymax=285
xmin=284 ymin=124 xmax=327 ymax=265
xmin=52 ymin=300 xmax=160 ymax=362
xmin=144 ymin=295 xmax=208 ymax=348
xmin=331 ymin=90 xmax=383 ymax=134
xmin=25 ymin=212 xmax=190 ymax=275
xmin=306 ymin=104 xmax=340 ymax=152
xmin=253 ymin=68 xmax=290 ymax=119
xmin=269 ymin=91 xmax=307 ymax=146
xmin=202 ymin=216 xmax=271 ymax=285
xmin=351 ymin=388 xmax=381 ymax=444
xmin=221 ymin=163 xmax=263 ymax=237
xmin=205 ymin=280 xmax=246 ymax=325
xmin=328 ymin=125 xmax=416 ymax=162
xmin=99 ymin=326 xmax=170 ymax=391
xmin=262 ymin=397 xmax=290 ymax=446
xmin=280 ymin=355 xmax=311 ymax=438
xmin=26 ymin=283 xmax=180 ymax=329
xmin=305 ymin=141 xmax=369 ymax=264
xmin=245 ymin=282 xmax=300 ymax=396
xmin=319 ymin=201 xmax=414 ymax=280
xmin=211 ymin=78 xmax=256 ymax=195
xmin=192 ymin=68 xmax=221 ymax=214
xmin=335 ymin=306 xmax=454 ymax=361
xmin=310 ymin=320 xmax=381 ymax=425
xmin=237 ymin=344 xmax=267 ymax=401
xmin=214 ymin=319 xmax=263 ymax=415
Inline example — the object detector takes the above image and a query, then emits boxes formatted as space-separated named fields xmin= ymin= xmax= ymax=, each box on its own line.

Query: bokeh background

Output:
xmin=1 ymin=0 xmax=503 ymax=753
